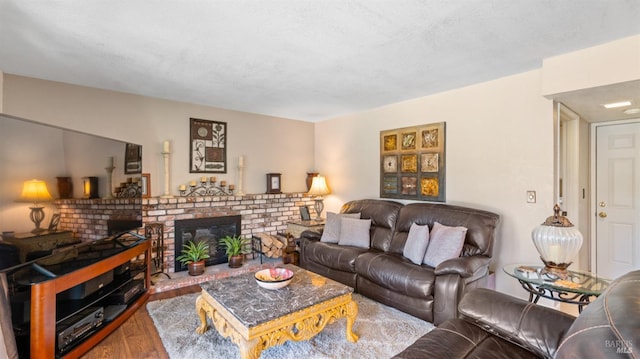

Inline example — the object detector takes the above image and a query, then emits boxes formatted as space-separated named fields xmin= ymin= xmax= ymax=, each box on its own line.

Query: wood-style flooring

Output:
xmin=80 ymin=285 xmax=201 ymax=359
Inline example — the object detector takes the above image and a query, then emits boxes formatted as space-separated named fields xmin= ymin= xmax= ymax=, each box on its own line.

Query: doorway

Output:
xmin=593 ymin=121 xmax=640 ymax=279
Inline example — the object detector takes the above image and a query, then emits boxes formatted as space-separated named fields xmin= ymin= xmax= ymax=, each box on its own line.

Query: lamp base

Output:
xmin=313 ymin=198 xmax=325 ymax=221
xmin=29 ymin=206 xmax=46 ymax=234
xmin=541 ymin=257 xmax=573 ymax=277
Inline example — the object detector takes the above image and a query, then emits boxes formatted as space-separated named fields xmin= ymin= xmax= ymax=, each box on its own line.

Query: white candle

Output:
xmin=179 ymin=184 xmax=186 ymax=191
xmin=107 ymin=156 xmax=114 ymax=168
xmin=239 ymin=155 xmax=244 ymax=166
xmin=163 ymin=140 xmax=170 ymax=153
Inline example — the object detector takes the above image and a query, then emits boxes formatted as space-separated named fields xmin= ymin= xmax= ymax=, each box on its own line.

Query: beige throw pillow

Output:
xmin=320 ymin=212 xmax=361 ymax=243
xmin=422 ymin=222 xmax=467 ymax=267
xmin=403 ymin=223 xmax=430 ymax=265
xmin=337 ymin=217 xmax=372 ymax=248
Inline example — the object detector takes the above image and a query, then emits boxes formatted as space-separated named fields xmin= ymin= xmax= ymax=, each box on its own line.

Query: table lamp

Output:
xmin=531 ymin=204 xmax=583 ymax=274
xmin=19 ymin=179 xmax=54 ymax=233
xmin=307 ymin=175 xmax=330 ymax=220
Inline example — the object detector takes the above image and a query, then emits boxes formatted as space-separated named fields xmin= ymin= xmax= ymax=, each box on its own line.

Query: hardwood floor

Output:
xmin=81 ymin=285 xmax=201 ymax=359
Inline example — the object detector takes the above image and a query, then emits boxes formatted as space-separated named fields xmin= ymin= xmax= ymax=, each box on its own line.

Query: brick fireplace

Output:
xmin=173 ymin=215 xmax=241 ymax=272
xmin=56 ymin=193 xmax=316 ymax=272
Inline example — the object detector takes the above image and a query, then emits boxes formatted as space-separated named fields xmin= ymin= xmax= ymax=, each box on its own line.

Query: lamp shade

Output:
xmin=308 ymin=176 xmax=330 ymax=196
xmin=531 ymin=204 xmax=583 ymax=273
xmin=19 ymin=179 xmax=53 ymax=204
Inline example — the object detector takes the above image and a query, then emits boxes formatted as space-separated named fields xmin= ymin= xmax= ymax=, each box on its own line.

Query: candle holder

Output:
xmin=179 ymin=178 xmax=234 ymax=196
xmin=115 ymin=177 xmax=142 ymax=198
xmin=237 ymin=164 xmax=246 ymax=196
xmin=104 ymin=165 xmax=115 ymax=199
xmin=161 ymin=144 xmax=173 ymax=198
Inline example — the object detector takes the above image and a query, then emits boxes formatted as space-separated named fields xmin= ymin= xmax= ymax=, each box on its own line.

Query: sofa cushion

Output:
xmin=302 ymin=241 xmax=368 ymax=273
xmin=389 ymin=203 xmax=499 ymax=257
xmin=338 ymin=217 xmax=371 ymax=248
xmin=340 ymin=199 xmax=403 ymax=252
xmin=423 ymin=222 xmax=466 ymax=267
xmin=459 ymin=288 xmax=574 ymax=358
xmin=403 ymin=223 xmax=430 ymax=265
xmin=393 ymin=319 xmax=540 ymax=359
xmin=355 ymin=252 xmax=435 ymax=298
xmin=556 ymin=270 xmax=640 ymax=358
xmin=320 ymin=212 xmax=361 ymax=243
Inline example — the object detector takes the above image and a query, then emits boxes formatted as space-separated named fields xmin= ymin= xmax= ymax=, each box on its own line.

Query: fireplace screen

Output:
xmin=174 ymin=216 xmax=241 ymax=272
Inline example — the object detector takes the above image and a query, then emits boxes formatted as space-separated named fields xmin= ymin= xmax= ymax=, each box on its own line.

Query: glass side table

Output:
xmin=503 ymin=264 xmax=611 ymax=313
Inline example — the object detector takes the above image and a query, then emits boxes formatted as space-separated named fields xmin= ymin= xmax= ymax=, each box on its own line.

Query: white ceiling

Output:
xmin=0 ymin=1 xmax=639 ymax=122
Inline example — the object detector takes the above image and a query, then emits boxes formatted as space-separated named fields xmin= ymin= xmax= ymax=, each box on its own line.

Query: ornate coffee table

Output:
xmin=195 ymin=264 xmax=359 ymax=359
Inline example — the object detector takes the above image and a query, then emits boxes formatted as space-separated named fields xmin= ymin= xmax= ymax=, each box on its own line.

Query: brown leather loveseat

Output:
xmin=299 ymin=199 xmax=500 ymax=325
xmin=394 ymin=270 xmax=640 ymax=358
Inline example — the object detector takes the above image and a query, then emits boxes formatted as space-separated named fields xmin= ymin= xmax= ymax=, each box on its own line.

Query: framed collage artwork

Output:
xmin=190 ymin=118 xmax=227 ymax=173
xmin=380 ymin=122 xmax=446 ymax=202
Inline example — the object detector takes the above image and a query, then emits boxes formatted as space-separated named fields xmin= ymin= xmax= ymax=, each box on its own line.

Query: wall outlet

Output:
xmin=527 ymin=191 xmax=536 ymax=203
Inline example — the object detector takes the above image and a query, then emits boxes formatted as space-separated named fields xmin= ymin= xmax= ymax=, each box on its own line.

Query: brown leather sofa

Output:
xmin=299 ymin=199 xmax=500 ymax=325
xmin=394 ymin=270 xmax=640 ymax=358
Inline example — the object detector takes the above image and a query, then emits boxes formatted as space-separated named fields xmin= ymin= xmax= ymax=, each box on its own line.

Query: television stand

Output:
xmin=5 ymin=236 xmax=151 ymax=358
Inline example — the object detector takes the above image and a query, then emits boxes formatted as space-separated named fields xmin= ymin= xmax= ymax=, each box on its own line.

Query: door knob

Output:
xmin=598 ymin=212 xmax=607 ymax=218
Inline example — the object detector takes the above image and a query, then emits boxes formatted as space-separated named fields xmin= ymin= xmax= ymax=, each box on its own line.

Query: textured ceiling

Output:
xmin=0 ymin=1 xmax=639 ymax=122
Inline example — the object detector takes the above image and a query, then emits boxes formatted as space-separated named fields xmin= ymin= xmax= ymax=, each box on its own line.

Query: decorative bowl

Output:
xmin=254 ymin=268 xmax=294 ymax=290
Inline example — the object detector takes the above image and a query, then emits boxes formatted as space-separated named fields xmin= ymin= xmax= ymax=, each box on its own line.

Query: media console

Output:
xmin=2 ymin=234 xmax=151 ymax=358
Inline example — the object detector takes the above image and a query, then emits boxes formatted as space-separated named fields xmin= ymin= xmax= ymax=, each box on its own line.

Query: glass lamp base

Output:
xmin=541 ymin=257 xmax=573 ymax=277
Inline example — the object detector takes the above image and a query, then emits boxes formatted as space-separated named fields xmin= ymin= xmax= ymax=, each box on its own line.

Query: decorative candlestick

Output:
xmin=104 ymin=159 xmax=115 ymax=199
xmin=237 ymin=155 xmax=246 ymax=196
xmin=161 ymin=140 xmax=173 ymax=198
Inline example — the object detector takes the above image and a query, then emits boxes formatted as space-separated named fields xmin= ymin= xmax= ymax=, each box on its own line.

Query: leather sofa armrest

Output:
xmin=434 ymin=255 xmax=490 ymax=279
xmin=299 ymin=230 xmax=321 ymax=260
xmin=432 ymin=255 xmax=492 ymax=325
xmin=459 ymin=288 xmax=575 ymax=358
xmin=300 ymin=230 xmax=322 ymax=242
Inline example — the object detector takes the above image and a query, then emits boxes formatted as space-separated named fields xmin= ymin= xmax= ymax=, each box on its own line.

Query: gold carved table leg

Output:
xmin=345 ymin=299 xmax=359 ymax=342
xmin=195 ymin=294 xmax=210 ymax=335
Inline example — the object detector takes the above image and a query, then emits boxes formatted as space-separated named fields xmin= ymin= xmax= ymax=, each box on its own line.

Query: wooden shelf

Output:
xmin=25 ymin=239 xmax=151 ymax=358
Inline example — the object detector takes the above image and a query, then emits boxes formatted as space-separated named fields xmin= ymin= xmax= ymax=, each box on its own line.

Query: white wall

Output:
xmin=0 ymin=70 xmax=3 ymax=112
xmin=315 ymin=70 xmax=556 ymax=298
xmin=542 ymin=35 xmax=640 ymax=96
xmin=2 ymin=75 xmax=316 ymax=197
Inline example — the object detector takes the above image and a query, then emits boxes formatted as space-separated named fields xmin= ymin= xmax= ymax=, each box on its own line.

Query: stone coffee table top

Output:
xmin=199 ymin=264 xmax=353 ymax=327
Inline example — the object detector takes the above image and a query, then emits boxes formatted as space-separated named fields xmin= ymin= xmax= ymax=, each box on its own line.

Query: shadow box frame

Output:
xmin=380 ymin=122 xmax=446 ymax=202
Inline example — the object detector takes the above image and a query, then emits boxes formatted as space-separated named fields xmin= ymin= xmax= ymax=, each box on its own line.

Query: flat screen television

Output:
xmin=0 ymin=113 xmax=143 ymax=243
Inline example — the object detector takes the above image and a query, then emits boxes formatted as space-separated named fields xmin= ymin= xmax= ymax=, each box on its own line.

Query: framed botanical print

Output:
xmin=380 ymin=122 xmax=446 ymax=202
xmin=190 ymin=118 xmax=227 ymax=173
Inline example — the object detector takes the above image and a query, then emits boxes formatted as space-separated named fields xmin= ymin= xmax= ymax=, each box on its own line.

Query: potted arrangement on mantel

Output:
xmin=176 ymin=240 xmax=210 ymax=276
xmin=220 ymin=235 xmax=252 ymax=268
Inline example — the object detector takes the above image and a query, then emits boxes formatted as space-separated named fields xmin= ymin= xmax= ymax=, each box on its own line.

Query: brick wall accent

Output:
xmin=56 ymin=193 xmax=316 ymax=272
xmin=55 ymin=198 xmax=141 ymax=241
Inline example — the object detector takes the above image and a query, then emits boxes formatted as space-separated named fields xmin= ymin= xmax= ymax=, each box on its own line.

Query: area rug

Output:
xmin=147 ymin=292 xmax=434 ymax=359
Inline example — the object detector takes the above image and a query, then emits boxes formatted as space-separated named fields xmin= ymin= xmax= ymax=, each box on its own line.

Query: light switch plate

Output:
xmin=527 ymin=191 xmax=536 ymax=203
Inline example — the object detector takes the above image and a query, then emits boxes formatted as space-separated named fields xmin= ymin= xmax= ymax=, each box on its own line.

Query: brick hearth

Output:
xmin=150 ymin=256 xmax=281 ymax=293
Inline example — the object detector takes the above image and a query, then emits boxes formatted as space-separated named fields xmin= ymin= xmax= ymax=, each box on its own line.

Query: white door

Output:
xmin=595 ymin=121 xmax=640 ymax=279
